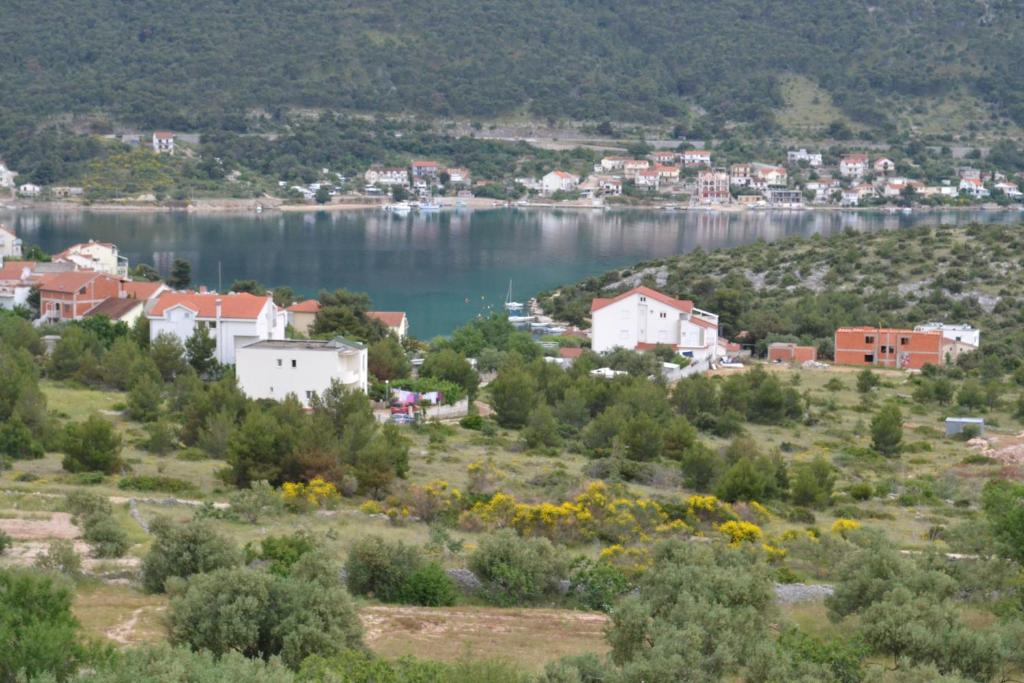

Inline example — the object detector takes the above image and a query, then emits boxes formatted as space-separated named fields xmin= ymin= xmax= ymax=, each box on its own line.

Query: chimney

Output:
xmin=215 ymin=298 xmax=222 ymax=322
xmin=199 ymin=285 xmax=208 ymax=294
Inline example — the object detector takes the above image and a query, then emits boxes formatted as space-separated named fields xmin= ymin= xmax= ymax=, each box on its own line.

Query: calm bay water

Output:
xmin=2 ymin=207 xmax=1021 ymax=338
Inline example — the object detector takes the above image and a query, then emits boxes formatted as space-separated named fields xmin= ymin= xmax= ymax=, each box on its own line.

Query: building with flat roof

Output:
xmin=834 ymin=327 xmax=945 ymax=370
xmin=236 ymin=337 xmax=368 ymax=406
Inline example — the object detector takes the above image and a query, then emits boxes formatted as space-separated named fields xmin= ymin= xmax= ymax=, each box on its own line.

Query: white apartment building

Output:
xmin=236 ymin=337 xmax=368 ymax=407
xmin=914 ymin=323 xmax=980 ymax=348
xmin=590 ymin=286 xmax=719 ymax=361
xmin=0 ymin=225 xmax=21 ymax=260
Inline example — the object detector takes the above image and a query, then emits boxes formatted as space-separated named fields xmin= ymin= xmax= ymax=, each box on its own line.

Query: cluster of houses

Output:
xmin=362 ymin=161 xmax=472 ymax=198
xmin=501 ymin=148 xmax=1023 ymax=207
xmin=0 ymin=229 xmax=415 ymax=407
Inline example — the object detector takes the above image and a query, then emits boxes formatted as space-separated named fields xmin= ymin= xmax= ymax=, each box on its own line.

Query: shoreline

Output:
xmin=1 ymin=197 xmax=1019 ymax=217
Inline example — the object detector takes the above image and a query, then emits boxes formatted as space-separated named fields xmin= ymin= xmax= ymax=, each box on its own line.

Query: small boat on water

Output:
xmin=384 ymin=202 xmax=412 ymax=215
xmin=419 ymin=201 xmax=441 ymax=212
xmin=505 ymin=280 xmax=534 ymax=324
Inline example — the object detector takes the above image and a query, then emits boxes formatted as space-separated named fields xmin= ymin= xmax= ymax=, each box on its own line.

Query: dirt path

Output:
xmin=105 ymin=607 xmax=147 ymax=645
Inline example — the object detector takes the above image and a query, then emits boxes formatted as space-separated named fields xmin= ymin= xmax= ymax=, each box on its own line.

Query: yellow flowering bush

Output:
xmin=761 ymin=543 xmax=787 ymax=562
xmin=281 ymin=477 xmax=339 ymax=510
xmin=831 ymin=518 xmax=861 ymax=536
xmin=459 ymin=481 xmax=689 ymax=546
xmin=749 ymin=501 xmax=771 ymax=523
xmin=685 ymin=495 xmax=735 ymax=524
xmin=359 ymin=500 xmax=383 ymax=515
xmin=718 ymin=520 xmax=764 ymax=546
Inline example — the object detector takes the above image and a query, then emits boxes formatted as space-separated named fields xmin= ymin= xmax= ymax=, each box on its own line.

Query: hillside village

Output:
xmin=3 ymin=129 xmax=1024 ymax=209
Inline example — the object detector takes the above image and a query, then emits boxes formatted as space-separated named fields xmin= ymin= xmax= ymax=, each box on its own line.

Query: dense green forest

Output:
xmin=1 ymin=0 xmax=1023 ymax=130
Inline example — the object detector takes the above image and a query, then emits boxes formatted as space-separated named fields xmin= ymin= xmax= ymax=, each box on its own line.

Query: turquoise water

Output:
xmin=3 ymin=207 xmax=1020 ymax=338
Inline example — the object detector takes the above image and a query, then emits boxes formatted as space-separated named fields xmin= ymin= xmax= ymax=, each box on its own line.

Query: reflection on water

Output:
xmin=2 ymin=207 xmax=1019 ymax=338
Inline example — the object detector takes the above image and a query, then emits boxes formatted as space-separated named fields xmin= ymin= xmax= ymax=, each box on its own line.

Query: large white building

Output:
xmin=147 ymin=292 xmax=286 ymax=365
xmin=236 ymin=337 xmax=368 ymax=407
xmin=541 ymin=170 xmax=580 ymax=195
xmin=590 ymin=286 xmax=720 ymax=361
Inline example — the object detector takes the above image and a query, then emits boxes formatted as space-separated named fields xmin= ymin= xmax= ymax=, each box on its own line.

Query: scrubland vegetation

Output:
xmin=4 ymin=225 xmax=1024 ymax=681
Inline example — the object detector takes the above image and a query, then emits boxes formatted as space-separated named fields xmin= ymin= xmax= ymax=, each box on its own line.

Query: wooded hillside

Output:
xmin=2 ymin=0 xmax=1023 ymax=130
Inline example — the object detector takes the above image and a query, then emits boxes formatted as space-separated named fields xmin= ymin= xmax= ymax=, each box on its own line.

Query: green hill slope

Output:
xmin=1 ymin=1 xmax=1023 ymax=130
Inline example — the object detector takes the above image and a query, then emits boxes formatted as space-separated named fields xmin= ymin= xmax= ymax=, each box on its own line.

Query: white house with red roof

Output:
xmin=541 ymin=170 xmax=580 ymax=195
xmin=590 ymin=286 xmax=719 ymax=361
xmin=994 ymin=180 xmax=1022 ymax=199
xmin=840 ymin=153 xmax=869 ymax=178
xmin=37 ymin=270 xmax=126 ymax=321
xmin=367 ymin=310 xmax=409 ymax=340
xmin=53 ymin=240 xmax=128 ymax=277
xmin=410 ymin=161 xmax=440 ymax=177
xmin=364 ymin=167 xmax=409 ymax=187
xmin=959 ymin=177 xmax=990 ymax=199
xmin=286 ymin=299 xmax=320 ymax=336
xmin=152 ymin=131 xmax=175 ymax=154
xmin=873 ymin=157 xmax=895 ymax=174
xmin=147 ymin=291 xmax=286 ymax=365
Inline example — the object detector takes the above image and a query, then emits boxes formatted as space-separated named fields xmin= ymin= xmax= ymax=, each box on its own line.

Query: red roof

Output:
xmin=691 ymin=316 xmax=717 ymax=329
xmin=367 ymin=311 xmax=407 ymax=328
xmin=84 ymin=297 xmax=144 ymax=320
xmin=37 ymin=270 xmax=112 ymax=294
xmin=153 ymin=131 xmax=175 ymax=139
xmin=591 ymin=286 xmax=694 ymax=314
xmin=559 ymin=347 xmax=584 ymax=359
xmin=411 ymin=161 xmax=438 ymax=167
xmin=124 ymin=281 xmax=164 ymax=300
xmin=0 ymin=261 xmax=37 ymax=281
xmin=287 ymin=299 xmax=321 ymax=314
xmin=149 ymin=292 xmax=271 ymax=319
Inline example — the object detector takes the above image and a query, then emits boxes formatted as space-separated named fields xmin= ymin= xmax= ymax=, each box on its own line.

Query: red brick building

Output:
xmin=834 ymin=327 xmax=944 ymax=370
xmin=38 ymin=271 xmax=125 ymax=322
xmin=767 ymin=342 xmax=817 ymax=364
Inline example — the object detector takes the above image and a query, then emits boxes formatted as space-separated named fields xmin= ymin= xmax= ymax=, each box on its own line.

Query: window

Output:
xmin=639 ymin=296 xmax=646 ymax=302
xmin=305 ymin=390 xmax=314 ymax=399
xmin=276 ymin=359 xmax=282 ymax=367
xmin=864 ymin=354 xmax=874 ymax=363
xmin=900 ymin=337 xmax=909 ymax=345
xmin=865 ymin=335 xmax=874 ymax=344
xmin=208 ymin=321 xmax=217 ymax=329
xmin=291 ymin=359 xmax=297 ymax=368
xmin=79 ymin=287 xmax=86 ymax=294
xmin=659 ymin=312 xmax=667 ymax=319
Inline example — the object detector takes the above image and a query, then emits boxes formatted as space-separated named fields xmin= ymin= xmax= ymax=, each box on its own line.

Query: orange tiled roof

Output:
xmin=149 ymin=292 xmax=271 ymax=319
xmin=591 ymin=286 xmax=694 ymax=314
xmin=287 ymin=299 xmax=321 ymax=314
xmin=367 ymin=311 xmax=407 ymax=327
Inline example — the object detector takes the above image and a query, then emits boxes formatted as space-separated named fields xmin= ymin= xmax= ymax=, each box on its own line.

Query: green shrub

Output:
xmin=61 ymin=414 xmax=123 ymax=474
xmin=400 ymin=563 xmax=458 ymax=606
xmin=848 ymin=483 xmax=874 ymax=501
xmin=459 ymin=414 xmax=484 ymax=430
xmin=252 ymin=533 xmax=316 ymax=577
xmin=786 ymin=507 xmax=816 ymax=524
xmin=141 ymin=517 xmax=240 ymax=593
xmin=82 ymin=514 xmax=129 ymax=558
xmin=0 ymin=568 xmax=91 ymax=681
xmin=568 ymin=558 xmax=631 ymax=613
xmin=176 ymin=447 xmax=208 ymax=461
xmin=118 ymin=475 xmax=198 ymax=496
xmin=345 ymin=535 xmax=424 ymax=602
xmin=468 ymin=530 xmax=567 ymax=606
xmin=168 ymin=566 xmax=363 ymax=670
xmin=34 ymin=539 xmax=83 ymax=578
xmin=66 ymin=490 xmax=113 ymax=519
xmin=0 ymin=530 xmax=11 ymax=555
xmin=69 ymin=471 xmax=106 ymax=485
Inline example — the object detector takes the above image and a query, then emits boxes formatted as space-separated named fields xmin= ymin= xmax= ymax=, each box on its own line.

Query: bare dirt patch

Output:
xmin=0 ymin=511 xmax=79 ymax=540
xmin=967 ymin=432 xmax=1024 ymax=467
xmin=361 ymin=605 xmax=608 ymax=670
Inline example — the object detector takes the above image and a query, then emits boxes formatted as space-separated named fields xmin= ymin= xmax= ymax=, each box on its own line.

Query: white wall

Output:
xmin=237 ymin=344 xmax=368 ymax=407
xmin=149 ymin=300 xmax=285 ymax=365
xmin=591 ymin=293 xmax=719 ymax=361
